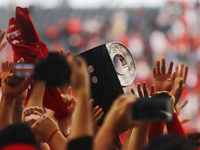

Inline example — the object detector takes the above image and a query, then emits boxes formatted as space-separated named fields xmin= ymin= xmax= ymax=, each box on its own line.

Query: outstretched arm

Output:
xmin=94 ymin=94 xmax=137 ymax=150
xmin=67 ymin=55 xmax=93 ymax=140
xmin=127 ymin=82 xmax=154 ymax=150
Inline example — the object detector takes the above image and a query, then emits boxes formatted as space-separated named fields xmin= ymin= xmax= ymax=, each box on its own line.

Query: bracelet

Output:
xmin=47 ymin=129 xmax=61 ymax=145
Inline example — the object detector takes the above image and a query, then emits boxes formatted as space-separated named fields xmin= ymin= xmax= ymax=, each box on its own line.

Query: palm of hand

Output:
xmin=153 ymin=74 xmax=173 ymax=92
xmin=171 ymin=77 xmax=185 ymax=94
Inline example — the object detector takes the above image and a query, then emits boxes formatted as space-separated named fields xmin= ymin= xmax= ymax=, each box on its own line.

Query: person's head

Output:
xmin=144 ymin=134 xmax=197 ymax=150
xmin=0 ymin=122 xmax=40 ymax=149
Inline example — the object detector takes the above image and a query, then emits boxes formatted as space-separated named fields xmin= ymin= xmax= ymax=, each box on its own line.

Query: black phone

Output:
xmin=13 ymin=63 xmax=35 ymax=78
xmin=131 ymin=93 xmax=173 ymax=122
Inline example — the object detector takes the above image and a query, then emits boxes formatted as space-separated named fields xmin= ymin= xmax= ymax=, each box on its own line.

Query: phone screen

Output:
xmin=13 ymin=63 xmax=35 ymax=78
xmin=131 ymin=93 xmax=173 ymax=122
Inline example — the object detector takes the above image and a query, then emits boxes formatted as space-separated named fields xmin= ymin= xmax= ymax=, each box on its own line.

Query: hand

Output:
xmin=1 ymin=74 xmax=32 ymax=101
xmin=131 ymin=81 xmax=155 ymax=98
xmin=31 ymin=117 xmax=59 ymax=142
xmin=58 ymin=86 xmax=76 ymax=133
xmin=0 ymin=60 xmax=14 ymax=78
xmin=67 ymin=55 xmax=90 ymax=92
xmin=153 ymin=58 xmax=176 ymax=92
xmin=89 ymin=99 xmax=104 ymax=134
xmin=170 ymin=63 xmax=188 ymax=105
xmin=0 ymin=29 xmax=7 ymax=51
xmin=56 ymin=48 xmax=64 ymax=56
xmin=175 ymin=100 xmax=188 ymax=115
xmin=60 ymin=86 xmax=76 ymax=119
xmin=102 ymin=94 xmax=137 ymax=136
xmin=22 ymin=106 xmax=44 ymax=125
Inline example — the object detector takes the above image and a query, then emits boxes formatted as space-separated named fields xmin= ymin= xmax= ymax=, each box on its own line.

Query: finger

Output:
xmin=175 ymin=65 xmax=179 ymax=77
xmin=66 ymin=51 xmax=71 ymax=57
xmin=161 ymin=58 xmax=166 ymax=74
xmin=171 ymin=72 xmax=176 ymax=84
xmin=156 ymin=60 xmax=160 ymax=75
xmin=150 ymin=84 xmax=155 ymax=96
xmin=94 ymin=112 xmax=104 ymax=124
xmin=130 ymin=88 xmax=136 ymax=95
xmin=93 ymin=107 xmax=103 ymax=120
xmin=89 ymin=99 xmax=95 ymax=106
xmin=19 ymin=58 xmax=24 ymax=64
xmin=1 ymin=61 xmax=5 ymax=71
xmin=35 ymin=106 xmax=44 ymax=115
xmin=167 ymin=61 xmax=174 ymax=75
xmin=183 ymin=65 xmax=188 ymax=82
xmin=10 ymin=61 xmax=14 ymax=72
xmin=0 ymin=30 xmax=5 ymax=43
xmin=179 ymin=63 xmax=184 ymax=77
xmin=24 ymin=108 xmax=30 ymax=117
xmin=179 ymin=100 xmax=188 ymax=110
xmin=142 ymin=81 xmax=149 ymax=98
xmin=152 ymin=67 xmax=156 ymax=77
xmin=34 ymin=111 xmax=43 ymax=117
xmin=5 ymin=60 xmax=9 ymax=71
xmin=21 ymin=77 xmax=32 ymax=91
xmin=29 ymin=107 xmax=34 ymax=115
xmin=0 ymin=41 xmax=7 ymax=50
xmin=60 ymin=48 xmax=64 ymax=56
xmin=67 ymin=86 xmax=71 ymax=95
xmin=180 ymin=118 xmax=190 ymax=124
xmin=137 ymin=83 xmax=144 ymax=98
xmin=93 ymin=105 xmax=100 ymax=114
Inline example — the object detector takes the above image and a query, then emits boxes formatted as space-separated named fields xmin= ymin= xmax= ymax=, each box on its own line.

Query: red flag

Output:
xmin=6 ymin=6 xmax=68 ymax=121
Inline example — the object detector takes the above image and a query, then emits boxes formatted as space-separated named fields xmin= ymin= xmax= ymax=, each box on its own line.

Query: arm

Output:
xmin=148 ymin=58 xmax=175 ymax=141
xmin=127 ymin=82 xmax=152 ymax=150
xmin=166 ymin=113 xmax=187 ymax=139
xmin=170 ymin=63 xmax=188 ymax=105
xmin=0 ymin=74 xmax=31 ymax=131
xmin=26 ymin=80 xmax=46 ymax=108
xmin=94 ymin=94 xmax=137 ymax=150
xmin=57 ymin=86 xmax=76 ymax=134
xmin=67 ymin=55 xmax=93 ymax=140
xmin=32 ymin=117 xmax=67 ymax=150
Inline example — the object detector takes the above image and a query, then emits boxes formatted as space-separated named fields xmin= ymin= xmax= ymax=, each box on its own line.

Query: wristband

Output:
xmin=47 ymin=129 xmax=61 ymax=145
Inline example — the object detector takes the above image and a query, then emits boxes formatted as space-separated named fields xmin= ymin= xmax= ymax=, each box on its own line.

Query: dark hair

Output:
xmin=0 ymin=122 xmax=40 ymax=149
xmin=187 ymin=132 xmax=200 ymax=141
xmin=144 ymin=134 xmax=198 ymax=150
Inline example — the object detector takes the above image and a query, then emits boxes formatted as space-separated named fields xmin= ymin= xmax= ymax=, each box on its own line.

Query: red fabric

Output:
xmin=166 ymin=113 xmax=187 ymax=139
xmin=6 ymin=6 xmax=68 ymax=121
xmin=148 ymin=122 xmax=165 ymax=141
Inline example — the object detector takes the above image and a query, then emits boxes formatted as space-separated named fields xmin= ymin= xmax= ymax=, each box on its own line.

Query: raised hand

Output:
xmin=153 ymin=58 xmax=176 ymax=92
xmin=0 ymin=60 xmax=14 ymax=78
xmin=89 ymin=99 xmax=104 ymax=135
xmin=170 ymin=63 xmax=188 ymax=105
xmin=131 ymin=81 xmax=155 ymax=98
xmin=1 ymin=74 xmax=32 ymax=101
xmin=0 ymin=29 xmax=7 ymax=51
xmin=58 ymin=86 xmax=76 ymax=133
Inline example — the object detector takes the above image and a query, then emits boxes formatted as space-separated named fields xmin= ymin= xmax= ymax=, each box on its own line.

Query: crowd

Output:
xmin=0 ymin=1 xmax=200 ymax=150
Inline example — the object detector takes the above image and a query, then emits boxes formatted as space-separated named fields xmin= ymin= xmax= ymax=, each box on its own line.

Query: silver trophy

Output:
xmin=106 ymin=41 xmax=136 ymax=87
xmin=79 ymin=41 xmax=136 ymax=125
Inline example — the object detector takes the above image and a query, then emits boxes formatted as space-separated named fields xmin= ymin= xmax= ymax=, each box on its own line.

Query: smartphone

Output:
xmin=13 ymin=63 xmax=35 ymax=78
xmin=131 ymin=93 xmax=173 ymax=122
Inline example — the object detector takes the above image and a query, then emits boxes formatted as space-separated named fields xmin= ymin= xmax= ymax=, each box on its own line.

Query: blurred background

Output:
xmin=0 ymin=0 xmax=200 ymax=135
